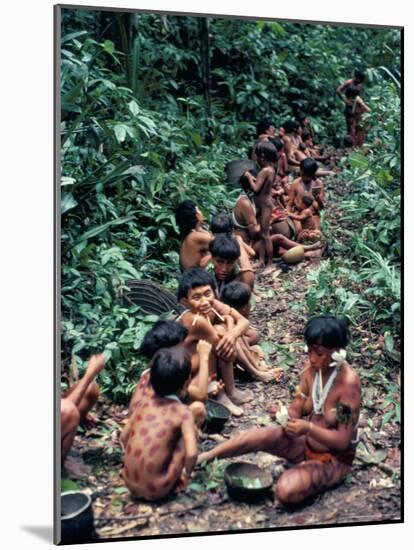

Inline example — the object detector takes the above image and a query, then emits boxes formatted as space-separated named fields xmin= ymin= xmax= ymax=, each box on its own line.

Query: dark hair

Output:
xmin=270 ymin=137 xmax=284 ymax=151
xmin=298 ymin=142 xmax=307 ymax=152
xmin=304 ymin=315 xmax=350 ymax=349
xmin=150 ymin=347 xmax=191 ymax=397
xmin=343 ymin=135 xmax=354 ymax=147
xmin=177 ymin=267 xmax=216 ymax=300
xmin=296 ymin=111 xmax=307 ymax=124
xmin=221 ymin=281 xmax=251 ymax=310
xmin=210 ymin=212 xmax=233 ymax=235
xmin=209 ymin=234 xmax=240 ymax=261
xmin=255 ymin=140 xmax=277 ymax=163
xmin=345 ymin=85 xmax=359 ymax=99
xmin=354 ymin=68 xmax=366 ymax=82
xmin=302 ymin=195 xmax=314 ymax=207
xmin=175 ymin=200 xmax=198 ymax=239
xmin=300 ymin=158 xmax=318 ymax=177
xmin=283 ymin=120 xmax=297 ymax=134
xmin=139 ymin=320 xmax=188 ymax=359
xmin=256 ymin=117 xmax=274 ymax=137
xmin=302 ymin=129 xmax=312 ymax=141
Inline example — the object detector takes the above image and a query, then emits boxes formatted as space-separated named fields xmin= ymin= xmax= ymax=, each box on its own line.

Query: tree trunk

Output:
xmin=198 ymin=17 xmax=213 ymax=139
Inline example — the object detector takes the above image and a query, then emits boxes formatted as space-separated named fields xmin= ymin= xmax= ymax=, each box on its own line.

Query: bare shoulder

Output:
xmin=342 ymin=364 xmax=360 ymax=386
xmin=212 ymin=298 xmax=230 ymax=315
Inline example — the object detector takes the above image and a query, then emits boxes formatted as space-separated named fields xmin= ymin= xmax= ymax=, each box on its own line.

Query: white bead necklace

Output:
xmin=311 ymin=367 xmax=340 ymax=415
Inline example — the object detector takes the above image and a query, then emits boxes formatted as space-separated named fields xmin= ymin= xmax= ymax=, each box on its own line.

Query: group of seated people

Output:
xmin=61 ymin=88 xmax=366 ymax=509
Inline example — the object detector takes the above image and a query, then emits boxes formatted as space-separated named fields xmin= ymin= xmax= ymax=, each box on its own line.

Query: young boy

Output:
xmin=123 ymin=321 xmax=212 ymax=430
xmin=122 ymin=346 xmax=202 ymax=501
xmin=61 ymin=353 xmax=106 ymax=477
xmin=177 ymin=267 xmax=252 ymax=416
xmin=210 ymin=212 xmax=256 ymax=260
xmin=175 ymin=200 xmax=213 ymax=271
xmin=221 ymin=281 xmax=282 ymax=381
xmin=209 ymin=234 xmax=255 ymax=295
xmin=244 ymin=140 xmax=277 ymax=274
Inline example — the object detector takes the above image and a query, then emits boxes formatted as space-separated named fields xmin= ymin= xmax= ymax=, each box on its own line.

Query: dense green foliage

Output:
xmin=60 ymin=8 xmax=401 ymax=402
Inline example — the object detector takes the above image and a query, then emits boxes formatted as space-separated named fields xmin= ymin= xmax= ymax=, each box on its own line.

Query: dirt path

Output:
xmin=65 ymin=179 xmax=401 ymax=539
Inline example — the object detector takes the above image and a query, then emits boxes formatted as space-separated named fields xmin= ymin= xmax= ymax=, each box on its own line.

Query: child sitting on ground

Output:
xmin=175 ymin=200 xmax=213 ymax=271
xmin=210 ymin=212 xmax=256 ymax=270
xmin=287 ymin=158 xmax=325 ymax=218
xmin=124 ymin=321 xmax=212 ymax=424
xmin=209 ymin=234 xmax=254 ymax=296
xmin=177 ymin=267 xmax=253 ymax=416
xmin=122 ymin=346 xmax=204 ymax=501
xmin=221 ymin=281 xmax=282 ymax=382
xmin=287 ymin=195 xmax=323 ymax=245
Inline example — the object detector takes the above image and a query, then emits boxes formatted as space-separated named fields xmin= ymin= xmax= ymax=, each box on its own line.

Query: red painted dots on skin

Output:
xmin=156 ymin=428 xmax=167 ymax=438
xmin=171 ymin=405 xmax=178 ymax=414
xmin=164 ymin=419 xmax=173 ymax=427
xmin=146 ymin=462 xmax=155 ymax=474
xmin=134 ymin=469 xmax=140 ymax=483
xmin=135 ymin=414 xmax=142 ymax=422
xmin=131 ymin=430 xmax=136 ymax=437
xmin=182 ymin=411 xmax=191 ymax=420
xmin=143 ymin=436 xmax=152 ymax=446
xmin=139 ymin=457 xmax=145 ymax=470
xmin=139 ymin=427 xmax=149 ymax=436
xmin=145 ymin=413 xmax=157 ymax=422
xmin=124 ymin=467 xmax=129 ymax=478
xmin=134 ymin=448 xmax=142 ymax=458
xmin=149 ymin=444 xmax=160 ymax=457
xmin=127 ymin=444 xmax=132 ymax=455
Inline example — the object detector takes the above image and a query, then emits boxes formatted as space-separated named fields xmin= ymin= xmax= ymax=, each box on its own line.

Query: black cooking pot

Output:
xmin=203 ymin=399 xmax=230 ymax=433
xmin=61 ymin=491 xmax=96 ymax=544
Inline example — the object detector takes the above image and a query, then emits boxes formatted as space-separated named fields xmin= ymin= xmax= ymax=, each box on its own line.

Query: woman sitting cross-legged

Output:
xmin=197 ymin=315 xmax=361 ymax=505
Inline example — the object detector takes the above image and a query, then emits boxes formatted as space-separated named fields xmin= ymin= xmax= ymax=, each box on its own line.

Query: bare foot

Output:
xmin=216 ymin=391 xmax=243 ymax=417
xmin=250 ymin=345 xmax=266 ymax=361
xmin=251 ymin=368 xmax=279 ymax=382
xmin=63 ymin=455 xmax=91 ymax=479
xmin=303 ymin=241 xmax=322 ymax=251
xmin=228 ymin=387 xmax=253 ymax=405
xmin=256 ymin=359 xmax=272 ymax=371
xmin=261 ymin=265 xmax=275 ymax=276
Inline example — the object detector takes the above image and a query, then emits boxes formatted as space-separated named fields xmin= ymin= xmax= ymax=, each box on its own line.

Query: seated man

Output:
xmin=177 ymin=267 xmax=252 ymax=416
xmin=175 ymin=200 xmax=213 ymax=271
xmin=61 ymin=353 xmax=106 ymax=476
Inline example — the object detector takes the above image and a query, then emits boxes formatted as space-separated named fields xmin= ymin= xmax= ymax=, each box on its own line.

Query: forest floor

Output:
xmin=63 ymin=177 xmax=401 ymax=541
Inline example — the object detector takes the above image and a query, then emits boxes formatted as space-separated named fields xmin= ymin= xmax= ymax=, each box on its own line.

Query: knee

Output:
xmin=61 ymin=399 xmax=80 ymax=434
xmin=86 ymin=381 xmax=99 ymax=405
xmin=190 ymin=401 xmax=206 ymax=426
xmin=275 ymin=472 xmax=303 ymax=505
